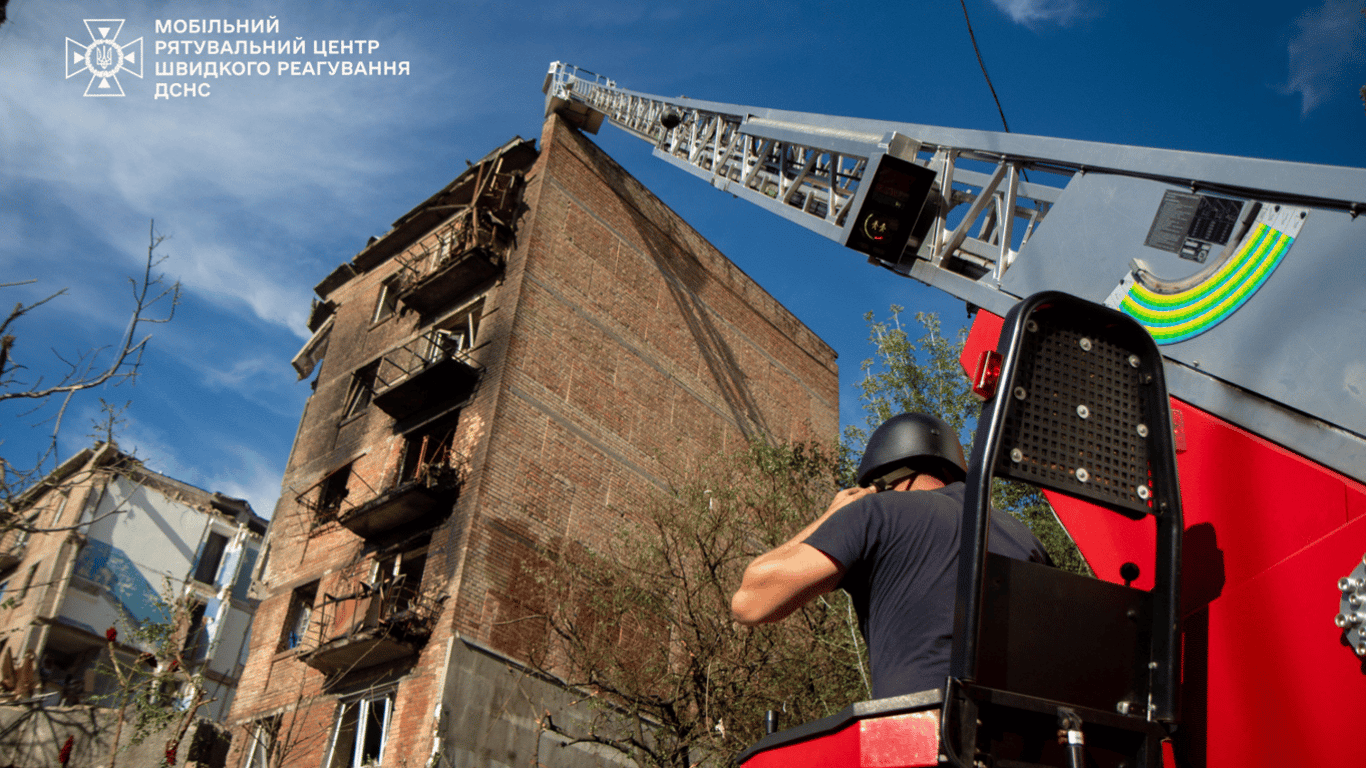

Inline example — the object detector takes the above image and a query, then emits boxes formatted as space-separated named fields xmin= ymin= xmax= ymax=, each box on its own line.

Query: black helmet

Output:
xmin=856 ymin=413 xmax=968 ymax=487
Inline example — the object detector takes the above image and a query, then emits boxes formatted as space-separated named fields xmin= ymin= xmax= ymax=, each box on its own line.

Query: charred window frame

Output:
xmin=374 ymin=535 xmax=430 ymax=617
xmin=422 ymin=298 xmax=485 ymax=363
xmin=342 ymin=364 xmax=378 ymax=420
xmin=317 ymin=464 xmax=352 ymax=519
xmin=400 ymin=413 xmax=460 ymax=486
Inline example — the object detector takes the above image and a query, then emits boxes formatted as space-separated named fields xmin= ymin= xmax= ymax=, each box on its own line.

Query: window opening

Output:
xmin=420 ymin=299 xmax=484 ymax=364
xmin=243 ymin=716 xmax=280 ymax=768
xmin=400 ymin=415 xmax=460 ymax=485
xmin=376 ymin=539 xmax=429 ymax=617
xmin=372 ymin=279 xmax=399 ymax=324
xmin=317 ymin=465 xmax=351 ymax=520
xmin=280 ymin=582 xmax=317 ymax=651
xmin=13 ymin=513 xmax=38 ymax=550
xmin=231 ymin=547 xmax=259 ymax=603
xmin=342 ymin=364 xmax=378 ymax=419
xmin=183 ymin=601 xmax=209 ymax=663
xmin=18 ymin=563 xmax=38 ymax=605
xmin=327 ymin=690 xmax=394 ymax=768
xmin=193 ymin=531 xmax=230 ymax=585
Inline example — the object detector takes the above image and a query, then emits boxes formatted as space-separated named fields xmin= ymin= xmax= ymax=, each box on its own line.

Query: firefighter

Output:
xmin=731 ymin=412 xmax=1049 ymax=699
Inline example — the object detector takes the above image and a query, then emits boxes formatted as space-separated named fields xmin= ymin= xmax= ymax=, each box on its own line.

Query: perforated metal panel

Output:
xmin=995 ymin=312 xmax=1156 ymax=517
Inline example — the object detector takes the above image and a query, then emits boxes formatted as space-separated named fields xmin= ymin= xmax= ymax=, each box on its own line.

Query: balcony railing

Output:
xmin=295 ymin=576 xmax=444 ymax=675
xmin=332 ymin=461 xmax=461 ymax=539
xmin=371 ymin=329 xmax=481 ymax=420
xmin=295 ymin=470 xmax=374 ymax=531
xmin=395 ymin=205 xmax=512 ymax=316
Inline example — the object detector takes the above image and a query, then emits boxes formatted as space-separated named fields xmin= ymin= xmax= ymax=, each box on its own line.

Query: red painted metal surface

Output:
xmin=858 ymin=712 xmax=941 ymax=768
xmin=740 ymin=711 xmax=940 ymax=768
xmin=961 ymin=309 xmax=1366 ymax=766
xmin=740 ymin=723 xmax=859 ymax=768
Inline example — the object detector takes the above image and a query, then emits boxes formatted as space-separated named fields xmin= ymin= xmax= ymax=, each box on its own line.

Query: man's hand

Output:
xmin=729 ymin=485 xmax=875 ymax=626
xmin=825 ymin=486 xmax=876 ymax=517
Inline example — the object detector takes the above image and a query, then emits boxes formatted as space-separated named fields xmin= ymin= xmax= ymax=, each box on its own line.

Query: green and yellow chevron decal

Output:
xmin=1106 ymin=205 xmax=1306 ymax=345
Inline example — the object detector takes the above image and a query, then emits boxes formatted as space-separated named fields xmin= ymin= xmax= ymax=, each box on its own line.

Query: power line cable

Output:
xmin=958 ymin=0 xmax=1012 ymax=133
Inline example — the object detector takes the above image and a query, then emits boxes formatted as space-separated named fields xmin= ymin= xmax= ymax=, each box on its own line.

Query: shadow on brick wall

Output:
xmin=0 ymin=705 xmax=229 ymax=768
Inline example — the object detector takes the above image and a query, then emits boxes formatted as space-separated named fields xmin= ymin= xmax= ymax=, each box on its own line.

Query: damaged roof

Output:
xmin=314 ymin=136 xmax=539 ymax=299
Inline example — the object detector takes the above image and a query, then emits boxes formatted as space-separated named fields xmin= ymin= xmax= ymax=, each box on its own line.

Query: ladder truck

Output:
xmin=542 ymin=62 xmax=1366 ymax=768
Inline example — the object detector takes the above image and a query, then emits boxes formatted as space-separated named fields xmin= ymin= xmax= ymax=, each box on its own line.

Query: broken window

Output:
xmin=342 ymin=364 xmax=378 ymax=419
xmin=193 ymin=531 xmax=230 ymax=585
xmin=326 ymin=689 xmax=394 ymax=768
xmin=183 ymin=601 xmax=210 ymax=663
xmin=372 ymin=278 xmax=399 ymax=325
xmin=279 ymin=582 xmax=317 ymax=651
xmin=421 ymin=299 xmax=484 ymax=363
xmin=375 ymin=537 xmax=428 ymax=619
xmin=400 ymin=414 xmax=460 ymax=486
xmin=243 ymin=715 xmax=280 ymax=768
xmin=231 ymin=547 xmax=258 ymax=603
xmin=315 ymin=464 xmax=352 ymax=521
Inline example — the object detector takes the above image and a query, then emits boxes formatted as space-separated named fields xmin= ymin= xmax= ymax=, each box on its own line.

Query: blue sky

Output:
xmin=1 ymin=0 xmax=1362 ymax=517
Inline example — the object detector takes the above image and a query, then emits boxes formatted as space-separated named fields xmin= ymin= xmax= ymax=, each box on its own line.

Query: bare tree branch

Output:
xmin=1 ymin=220 xmax=180 ymax=522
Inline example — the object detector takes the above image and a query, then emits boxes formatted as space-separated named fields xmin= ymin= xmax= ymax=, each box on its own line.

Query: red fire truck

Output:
xmin=543 ymin=62 xmax=1366 ymax=767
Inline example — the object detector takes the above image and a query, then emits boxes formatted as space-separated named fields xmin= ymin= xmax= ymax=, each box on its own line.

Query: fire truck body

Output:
xmin=541 ymin=62 xmax=1366 ymax=766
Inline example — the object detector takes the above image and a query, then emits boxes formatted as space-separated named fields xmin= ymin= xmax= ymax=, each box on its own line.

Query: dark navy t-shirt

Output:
xmin=804 ymin=482 xmax=1048 ymax=699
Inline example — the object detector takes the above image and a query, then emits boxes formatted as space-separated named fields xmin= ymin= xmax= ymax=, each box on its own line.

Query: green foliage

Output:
xmin=846 ymin=306 xmax=1091 ymax=575
xmin=93 ymin=587 xmax=208 ymax=768
xmin=529 ymin=440 xmax=868 ymax=768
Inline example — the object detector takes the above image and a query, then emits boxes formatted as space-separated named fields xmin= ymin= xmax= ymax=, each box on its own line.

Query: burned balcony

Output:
xmin=333 ymin=463 xmax=460 ymax=539
xmin=371 ymin=327 xmax=481 ymax=420
xmin=297 ymin=567 xmax=443 ymax=675
xmin=395 ymin=205 xmax=514 ymax=316
xmin=299 ymin=417 xmax=462 ymax=538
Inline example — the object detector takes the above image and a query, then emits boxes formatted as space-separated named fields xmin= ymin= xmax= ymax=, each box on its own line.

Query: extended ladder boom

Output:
xmin=543 ymin=61 xmax=1366 ymax=483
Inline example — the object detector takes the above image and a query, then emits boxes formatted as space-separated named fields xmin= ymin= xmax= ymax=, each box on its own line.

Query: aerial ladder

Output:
xmin=542 ymin=62 xmax=1366 ymax=767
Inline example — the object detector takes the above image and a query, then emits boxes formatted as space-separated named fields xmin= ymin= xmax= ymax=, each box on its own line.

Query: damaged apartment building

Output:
xmin=226 ymin=115 xmax=839 ymax=768
xmin=0 ymin=442 xmax=266 ymax=722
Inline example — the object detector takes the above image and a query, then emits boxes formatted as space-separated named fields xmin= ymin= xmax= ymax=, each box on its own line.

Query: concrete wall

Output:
xmin=438 ymin=636 xmax=633 ymax=768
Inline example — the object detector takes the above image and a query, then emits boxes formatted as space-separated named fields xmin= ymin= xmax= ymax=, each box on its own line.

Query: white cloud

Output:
xmin=0 ymin=4 xmax=463 ymax=340
xmin=1282 ymin=0 xmax=1366 ymax=115
xmin=110 ymin=410 xmax=284 ymax=519
xmin=990 ymin=0 xmax=1095 ymax=28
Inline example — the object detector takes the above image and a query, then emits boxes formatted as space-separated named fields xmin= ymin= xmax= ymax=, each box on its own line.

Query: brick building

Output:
xmin=227 ymin=115 xmax=838 ymax=768
xmin=0 ymin=442 xmax=265 ymax=722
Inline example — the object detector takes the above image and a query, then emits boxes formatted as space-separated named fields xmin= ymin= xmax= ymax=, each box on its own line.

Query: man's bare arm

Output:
xmin=730 ymin=486 xmax=875 ymax=625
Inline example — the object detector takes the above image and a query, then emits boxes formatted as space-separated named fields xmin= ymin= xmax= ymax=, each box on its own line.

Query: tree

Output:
xmin=846 ymin=306 xmax=1090 ymax=575
xmin=0 ymin=221 xmax=179 ymax=529
xmin=96 ymin=590 xmax=212 ymax=768
xmin=520 ymin=440 xmax=868 ymax=768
